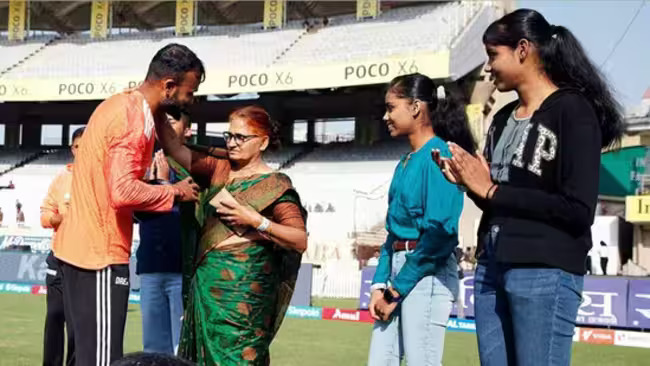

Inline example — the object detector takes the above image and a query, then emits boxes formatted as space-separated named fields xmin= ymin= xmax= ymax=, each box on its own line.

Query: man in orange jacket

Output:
xmin=41 ymin=127 xmax=84 ymax=366
xmin=53 ymin=43 xmax=202 ymax=366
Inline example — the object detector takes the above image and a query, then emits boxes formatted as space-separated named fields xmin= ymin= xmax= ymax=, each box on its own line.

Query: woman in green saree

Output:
xmin=157 ymin=106 xmax=307 ymax=365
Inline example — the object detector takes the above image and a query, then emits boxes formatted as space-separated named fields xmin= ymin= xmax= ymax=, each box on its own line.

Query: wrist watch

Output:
xmin=383 ymin=288 xmax=400 ymax=304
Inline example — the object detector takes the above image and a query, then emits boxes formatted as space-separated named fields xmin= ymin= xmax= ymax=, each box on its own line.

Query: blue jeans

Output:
xmin=139 ymin=273 xmax=183 ymax=355
xmin=475 ymin=227 xmax=584 ymax=366
xmin=367 ymin=251 xmax=458 ymax=366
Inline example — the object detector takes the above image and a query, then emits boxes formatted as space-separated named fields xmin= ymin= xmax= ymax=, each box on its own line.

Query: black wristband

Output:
xmin=486 ymin=184 xmax=498 ymax=200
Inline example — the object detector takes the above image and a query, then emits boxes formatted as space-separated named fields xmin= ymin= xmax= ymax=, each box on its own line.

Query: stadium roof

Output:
xmin=0 ymin=0 xmax=433 ymax=33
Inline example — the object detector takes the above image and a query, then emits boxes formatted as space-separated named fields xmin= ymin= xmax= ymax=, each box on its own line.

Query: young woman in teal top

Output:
xmin=367 ymin=73 xmax=476 ymax=365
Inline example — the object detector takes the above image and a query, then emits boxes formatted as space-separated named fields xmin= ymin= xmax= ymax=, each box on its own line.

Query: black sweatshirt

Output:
xmin=470 ymin=88 xmax=602 ymax=274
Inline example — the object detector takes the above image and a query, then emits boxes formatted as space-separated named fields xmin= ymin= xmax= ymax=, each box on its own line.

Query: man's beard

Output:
xmin=161 ymin=95 xmax=182 ymax=108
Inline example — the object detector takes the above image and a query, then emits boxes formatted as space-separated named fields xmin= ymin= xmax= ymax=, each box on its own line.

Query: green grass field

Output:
xmin=0 ymin=294 xmax=647 ymax=365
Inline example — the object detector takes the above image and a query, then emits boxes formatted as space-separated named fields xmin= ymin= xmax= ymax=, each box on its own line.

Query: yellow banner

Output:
xmin=263 ymin=0 xmax=285 ymax=30
xmin=202 ymin=51 xmax=450 ymax=95
xmin=0 ymin=51 xmax=450 ymax=102
xmin=90 ymin=1 xmax=110 ymax=39
xmin=175 ymin=0 xmax=194 ymax=36
xmin=8 ymin=0 xmax=27 ymax=41
xmin=357 ymin=0 xmax=379 ymax=20
xmin=0 ymin=78 xmax=143 ymax=102
xmin=626 ymin=195 xmax=650 ymax=222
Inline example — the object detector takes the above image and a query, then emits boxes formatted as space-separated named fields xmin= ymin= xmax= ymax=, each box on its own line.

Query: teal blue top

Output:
xmin=372 ymin=136 xmax=463 ymax=296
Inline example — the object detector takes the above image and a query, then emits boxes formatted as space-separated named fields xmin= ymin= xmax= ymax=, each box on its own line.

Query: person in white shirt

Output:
xmin=598 ymin=241 xmax=609 ymax=275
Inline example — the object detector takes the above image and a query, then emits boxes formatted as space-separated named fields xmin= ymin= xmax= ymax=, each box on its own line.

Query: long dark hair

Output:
xmin=388 ymin=73 xmax=477 ymax=153
xmin=483 ymin=9 xmax=623 ymax=147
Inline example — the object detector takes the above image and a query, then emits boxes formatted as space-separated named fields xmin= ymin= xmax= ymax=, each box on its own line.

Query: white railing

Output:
xmin=310 ymin=260 xmax=361 ymax=299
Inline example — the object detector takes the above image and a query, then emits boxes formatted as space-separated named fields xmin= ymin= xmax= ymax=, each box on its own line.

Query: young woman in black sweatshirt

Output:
xmin=434 ymin=9 xmax=624 ymax=366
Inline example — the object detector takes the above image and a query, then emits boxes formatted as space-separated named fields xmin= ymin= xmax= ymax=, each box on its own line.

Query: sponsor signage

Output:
xmin=577 ymin=277 xmax=628 ymax=327
xmin=0 ymin=252 xmax=49 ymax=284
xmin=625 ymin=195 xmax=650 ymax=223
xmin=357 ymin=0 xmax=379 ymax=20
xmin=31 ymin=285 xmax=47 ymax=295
xmin=322 ymin=307 xmax=373 ymax=323
xmin=627 ymin=279 xmax=650 ymax=329
xmin=358 ymin=266 xmax=375 ymax=309
xmin=175 ymin=0 xmax=195 ymax=36
xmin=0 ymin=52 xmax=449 ymax=102
xmin=128 ymin=292 xmax=141 ymax=304
xmin=0 ymin=235 xmax=51 ymax=252
xmin=90 ymin=1 xmax=110 ymax=39
xmin=286 ymin=305 xmax=322 ymax=320
xmin=446 ymin=318 xmax=476 ymax=332
xmin=0 ymin=281 xmax=32 ymax=294
xmin=360 ymin=270 xmax=650 ymax=329
xmin=0 ymin=77 xmax=143 ymax=102
xmin=579 ymin=328 xmax=615 ymax=345
xmin=0 ymin=238 xmax=311 ymax=304
xmin=614 ymin=330 xmax=650 ymax=348
xmin=263 ymin=0 xmax=285 ymax=30
xmin=452 ymin=274 xmax=475 ymax=318
xmin=0 ymin=251 xmax=141 ymax=290
xmin=290 ymin=263 xmax=313 ymax=307
xmin=7 ymin=0 xmax=26 ymax=41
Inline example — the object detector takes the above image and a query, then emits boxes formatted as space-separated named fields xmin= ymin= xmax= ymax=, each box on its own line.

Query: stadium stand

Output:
xmin=0 ymin=148 xmax=48 ymax=173
xmin=2 ymin=2 xmax=490 ymax=80
xmin=0 ymin=36 xmax=57 ymax=76
xmin=3 ymin=24 xmax=305 ymax=79
xmin=262 ymin=143 xmax=309 ymax=170
xmin=285 ymin=140 xmax=408 ymax=252
xmin=276 ymin=2 xmax=485 ymax=66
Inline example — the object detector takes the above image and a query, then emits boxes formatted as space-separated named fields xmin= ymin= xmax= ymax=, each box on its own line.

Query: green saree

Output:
xmin=171 ymin=160 xmax=304 ymax=365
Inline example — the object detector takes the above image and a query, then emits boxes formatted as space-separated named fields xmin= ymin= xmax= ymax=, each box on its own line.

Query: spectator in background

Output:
xmin=599 ymin=240 xmax=609 ymax=275
xmin=16 ymin=201 xmax=25 ymax=225
xmin=0 ymin=180 xmax=15 ymax=190
xmin=135 ymin=111 xmax=191 ymax=355
xmin=0 ymin=207 xmax=4 ymax=226
xmin=40 ymin=127 xmax=84 ymax=366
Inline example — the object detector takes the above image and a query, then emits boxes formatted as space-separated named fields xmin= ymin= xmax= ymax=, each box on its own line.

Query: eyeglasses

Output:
xmin=223 ymin=132 xmax=259 ymax=145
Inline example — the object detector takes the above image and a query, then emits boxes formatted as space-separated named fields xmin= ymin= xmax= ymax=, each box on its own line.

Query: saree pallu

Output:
xmin=173 ymin=166 xmax=304 ymax=366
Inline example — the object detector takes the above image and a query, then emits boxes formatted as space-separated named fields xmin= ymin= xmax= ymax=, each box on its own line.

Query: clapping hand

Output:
xmin=446 ymin=142 xmax=494 ymax=198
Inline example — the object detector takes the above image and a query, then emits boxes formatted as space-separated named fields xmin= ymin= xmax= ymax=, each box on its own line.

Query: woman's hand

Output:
xmin=216 ymin=200 xmax=263 ymax=228
xmin=374 ymin=288 xmax=399 ymax=321
xmin=368 ymin=289 xmax=384 ymax=321
xmin=447 ymin=142 xmax=496 ymax=198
